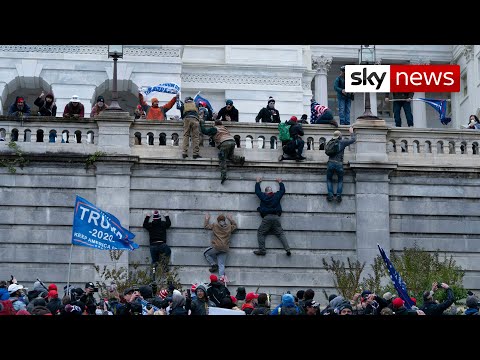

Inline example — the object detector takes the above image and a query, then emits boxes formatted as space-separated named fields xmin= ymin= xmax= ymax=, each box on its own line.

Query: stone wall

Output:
xmin=1 ymin=114 xmax=479 ymax=306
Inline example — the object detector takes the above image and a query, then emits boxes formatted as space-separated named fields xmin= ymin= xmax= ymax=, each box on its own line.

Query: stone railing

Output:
xmin=0 ymin=116 xmax=98 ymax=144
xmin=386 ymin=128 xmax=480 ymax=168
xmin=2 ymin=114 xmax=479 ymax=167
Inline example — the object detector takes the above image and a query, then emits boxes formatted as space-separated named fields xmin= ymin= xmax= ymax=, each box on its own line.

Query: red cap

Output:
xmin=48 ymin=284 xmax=58 ymax=291
xmin=47 ymin=290 xmax=58 ymax=299
xmin=392 ymin=297 xmax=405 ymax=309
xmin=245 ymin=292 xmax=259 ymax=302
xmin=191 ymin=283 xmax=197 ymax=292
xmin=210 ymin=274 xmax=218 ymax=283
xmin=289 ymin=116 xmax=298 ymax=122
xmin=17 ymin=97 xmax=24 ymax=103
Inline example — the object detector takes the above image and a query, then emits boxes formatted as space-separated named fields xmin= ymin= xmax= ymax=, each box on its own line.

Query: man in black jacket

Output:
xmin=215 ymin=99 xmax=239 ymax=122
xmin=143 ymin=210 xmax=172 ymax=273
xmin=255 ymin=96 xmax=280 ymax=123
xmin=420 ymin=282 xmax=455 ymax=315
xmin=253 ymin=177 xmax=291 ymax=256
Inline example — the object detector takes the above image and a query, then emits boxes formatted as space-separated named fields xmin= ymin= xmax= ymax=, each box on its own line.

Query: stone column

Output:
xmin=96 ymin=111 xmax=133 ymax=155
xmin=350 ymin=121 xmax=397 ymax=275
xmin=92 ymin=111 xmax=137 ymax=283
xmin=410 ymin=57 xmax=430 ymax=128
xmin=93 ymin=159 xmax=136 ymax=283
xmin=312 ymin=55 xmax=332 ymax=106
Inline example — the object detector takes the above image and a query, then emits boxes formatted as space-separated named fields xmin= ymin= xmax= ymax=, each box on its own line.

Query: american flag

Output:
xmin=377 ymin=243 xmax=414 ymax=309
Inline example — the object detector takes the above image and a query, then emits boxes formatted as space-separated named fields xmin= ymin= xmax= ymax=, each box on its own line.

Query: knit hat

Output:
xmin=159 ymin=289 xmax=169 ymax=299
xmin=151 ymin=97 xmax=159 ymax=104
xmin=333 ymin=130 xmax=342 ymax=139
xmin=217 ymin=214 xmax=225 ymax=222
xmin=226 ymin=99 xmax=233 ymax=106
xmin=152 ymin=211 xmax=160 ymax=220
xmin=328 ymin=294 xmax=338 ymax=302
xmin=236 ymin=287 xmax=246 ymax=300
xmin=361 ymin=290 xmax=372 ymax=299
xmin=466 ymin=295 xmax=479 ymax=308
xmin=383 ymin=292 xmax=394 ymax=301
xmin=289 ymin=116 xmax=298 ymax=122
xmin=301 ymin=114 xmax=308 ymax=120
xmin=392 ymin=297 xmax=405 ymax=309
xmin=96 ymin=95 xmax=105 ymax=102
xmin=210 ymin=274 xmax=218 ymax=283
xmin=268 ymin=96 xmax=275 ymax=104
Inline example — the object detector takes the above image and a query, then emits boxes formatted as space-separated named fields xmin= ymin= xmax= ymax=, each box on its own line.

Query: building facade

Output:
xmin=0 ymin=45 xmax=477 ymax=128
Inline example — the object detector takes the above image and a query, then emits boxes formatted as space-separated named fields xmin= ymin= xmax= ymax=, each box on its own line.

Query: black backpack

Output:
xmin=278 ymin=305 xmax=299 ymax=315
xmin=325 ymin=138 xmax=340 ymax=156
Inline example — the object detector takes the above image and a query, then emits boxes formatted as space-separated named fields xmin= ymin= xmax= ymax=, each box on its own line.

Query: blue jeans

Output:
xmin=393 ymin=101 xmax=413 ymax=127
xmin=204 ymin=247 xmax=228 ymax=276
xmin=337 ymin=96 xmax=351 ymax=125
xmin=150 ymin=243 xmax=171 ymax=270
xmin=326 ymin=161 xmax=344 ymax=197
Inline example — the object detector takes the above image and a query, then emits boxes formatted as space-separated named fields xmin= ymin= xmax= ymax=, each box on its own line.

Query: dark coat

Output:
xmin=143 ymin=216 xmax=171 ymax=244
xmin=255 ymin=182 xmax=285 ymax=217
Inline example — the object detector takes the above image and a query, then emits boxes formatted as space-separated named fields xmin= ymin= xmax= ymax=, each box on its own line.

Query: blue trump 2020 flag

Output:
xmin=417 ymin=98 xmax=451 ymax=125
xmin=72 ymin=195 xmax=139 ymax=251
xmin=194 ymin=93 xmax=214 ymax=114
xmin=377 ymin=243 xmax=414 ymax=309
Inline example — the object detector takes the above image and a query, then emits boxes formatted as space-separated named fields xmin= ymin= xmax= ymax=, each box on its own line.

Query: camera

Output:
xmin=93 ymin=287 xmax=99 ymax=293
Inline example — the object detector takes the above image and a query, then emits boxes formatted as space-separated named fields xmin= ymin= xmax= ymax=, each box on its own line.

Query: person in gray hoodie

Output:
xmin=188 ymin=284 xmax=216 ymax=315
xmin=170 ymin=289 xmax=188 ymax=315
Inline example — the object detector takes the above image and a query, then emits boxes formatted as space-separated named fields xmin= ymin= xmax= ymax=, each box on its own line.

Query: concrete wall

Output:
xmin=1 ymin=114 xmax=479 ymax=307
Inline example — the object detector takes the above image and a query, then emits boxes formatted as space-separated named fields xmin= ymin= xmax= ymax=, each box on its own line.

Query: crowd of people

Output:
xmin=1 ymin=276 xmax=477 ymax=316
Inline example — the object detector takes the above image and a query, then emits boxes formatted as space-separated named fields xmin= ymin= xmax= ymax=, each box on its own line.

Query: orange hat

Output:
xmin=151 ymin=97 xmax=159 ymax=104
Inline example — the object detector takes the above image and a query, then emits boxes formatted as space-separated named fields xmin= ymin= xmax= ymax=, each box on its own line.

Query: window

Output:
xmin=462 ymin=72 xmax=468 ymax=97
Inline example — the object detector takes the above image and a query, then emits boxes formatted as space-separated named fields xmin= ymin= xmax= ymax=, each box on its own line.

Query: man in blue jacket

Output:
xmin=253 ymin=177 xmax=291 ymax=256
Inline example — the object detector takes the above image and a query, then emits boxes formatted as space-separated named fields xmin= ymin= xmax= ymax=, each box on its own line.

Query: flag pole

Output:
xmin=66 ymin=243 xmax=74 ymax=296
xmin=387 ymin=99 xmax=451 ymax=102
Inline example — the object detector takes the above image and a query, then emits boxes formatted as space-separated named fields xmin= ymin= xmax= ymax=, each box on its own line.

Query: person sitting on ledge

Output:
xmin=310 ymin=98 xmax=338 ymax=127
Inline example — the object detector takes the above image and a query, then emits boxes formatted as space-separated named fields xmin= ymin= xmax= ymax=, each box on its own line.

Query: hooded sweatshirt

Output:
xmin=170 ymin=290 xmax=188 ymax=315
xmin=204 ymin=217 xmax=237 ymax=252
xmin=34 ymin=93 xmax=57 ymax=116
xmin=270 ymin=294 xmax=301 ymax=315
xmin=0 ymin=288 xmax=9 ymax=301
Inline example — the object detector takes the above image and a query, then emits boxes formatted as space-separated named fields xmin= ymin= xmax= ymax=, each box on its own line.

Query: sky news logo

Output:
xmin=345 ymin=65 xmax=460 ymax=93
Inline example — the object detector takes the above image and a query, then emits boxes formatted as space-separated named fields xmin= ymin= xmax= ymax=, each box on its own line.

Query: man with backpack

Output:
xmin=325 ymin=126 xmax=356 ymax=203
xmin=279 ymin=116 xmax=306 ymax=161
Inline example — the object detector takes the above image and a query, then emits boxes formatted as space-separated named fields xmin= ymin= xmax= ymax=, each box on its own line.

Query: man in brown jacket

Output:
xmin=203 ymin=213 xmax=237 ymax=277
xmin=199 ymin=119 xmax=245 ymax=184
